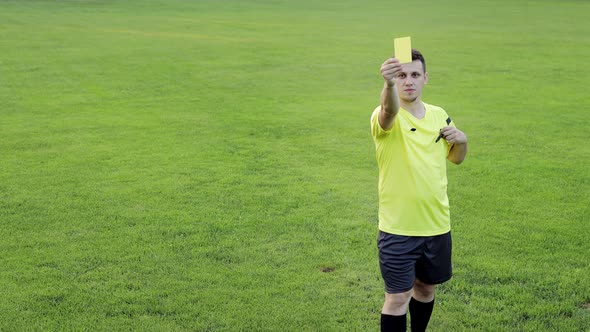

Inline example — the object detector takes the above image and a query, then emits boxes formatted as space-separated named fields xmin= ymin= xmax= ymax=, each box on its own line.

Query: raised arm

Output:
xmin=379 ymin=58 xmax=402 ymax=130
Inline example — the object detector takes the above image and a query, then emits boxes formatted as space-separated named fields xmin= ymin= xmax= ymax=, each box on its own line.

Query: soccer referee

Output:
xmin=370 ymin=49 xmax=468 ymax=331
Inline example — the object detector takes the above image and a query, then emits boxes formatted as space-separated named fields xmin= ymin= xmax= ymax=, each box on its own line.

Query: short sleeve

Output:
xmin=370 ymin=106 xmax=393 ymax=139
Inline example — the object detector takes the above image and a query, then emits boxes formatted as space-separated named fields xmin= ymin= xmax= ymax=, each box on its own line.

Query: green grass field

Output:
xmin=1 ymin=0 xmax=589 ymax=330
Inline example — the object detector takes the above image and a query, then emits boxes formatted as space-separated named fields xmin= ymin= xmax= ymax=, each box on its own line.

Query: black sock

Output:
xmin=381 ymin=313 xmax=406 ymax=332
xmin=409 ymin=297 xmax=435 ymax=332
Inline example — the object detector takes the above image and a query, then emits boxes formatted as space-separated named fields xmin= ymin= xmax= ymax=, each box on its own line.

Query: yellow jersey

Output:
xmin=370 ymin=102 xmax=454 ymax=236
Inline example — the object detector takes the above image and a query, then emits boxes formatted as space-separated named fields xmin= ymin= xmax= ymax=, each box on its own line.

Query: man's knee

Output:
xmin=413 ymin=279 xmax=435 ymax=302
xmin=382 ymin=290 xmax=412 ymax=315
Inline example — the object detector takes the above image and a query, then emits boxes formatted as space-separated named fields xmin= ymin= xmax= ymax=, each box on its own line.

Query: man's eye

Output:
xmin=412 ymin=73 xmax=419 ymax=78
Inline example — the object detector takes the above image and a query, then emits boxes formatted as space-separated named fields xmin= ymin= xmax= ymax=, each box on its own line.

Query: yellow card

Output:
xmin=394 ymin=36 xmax=412 ymax=63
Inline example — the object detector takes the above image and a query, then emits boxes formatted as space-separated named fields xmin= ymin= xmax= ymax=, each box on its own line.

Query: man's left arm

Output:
xmin=440 ymin=126 xmax=468 ymax=164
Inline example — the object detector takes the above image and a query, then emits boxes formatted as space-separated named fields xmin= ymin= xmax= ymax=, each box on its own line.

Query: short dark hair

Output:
xmin=412 ymin=49 xmax=426 ymax=73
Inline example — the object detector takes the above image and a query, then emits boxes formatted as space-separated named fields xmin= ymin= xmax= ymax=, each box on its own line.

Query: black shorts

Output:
xmin=378 ymin=231 xmax=452 ymax=294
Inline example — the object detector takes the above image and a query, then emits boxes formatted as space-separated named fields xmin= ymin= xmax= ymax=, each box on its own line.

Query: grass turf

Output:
xmin=1 ymin=0 xmax=589 ymax=330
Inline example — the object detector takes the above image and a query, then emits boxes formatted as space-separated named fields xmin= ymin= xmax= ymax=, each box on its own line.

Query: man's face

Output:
xmin=395 ymin=60 xmax=428 ymax=103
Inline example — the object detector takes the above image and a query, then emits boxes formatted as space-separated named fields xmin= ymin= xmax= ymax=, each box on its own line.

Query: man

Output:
xmin=370 ymin=49 xmax=468 ymax=331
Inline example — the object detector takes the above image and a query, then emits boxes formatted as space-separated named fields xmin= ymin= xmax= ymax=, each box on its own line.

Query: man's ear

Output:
xmin=424 ymin=72 xmax=429 ymax=84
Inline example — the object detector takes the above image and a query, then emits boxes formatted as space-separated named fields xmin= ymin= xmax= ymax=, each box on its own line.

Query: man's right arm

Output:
xmin=378 ymin=58 xmax=402 ymax=131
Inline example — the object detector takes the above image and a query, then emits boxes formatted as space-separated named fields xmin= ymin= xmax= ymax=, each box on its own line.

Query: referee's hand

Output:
xmin=381 ymin=58 xmax=402 ymax=86
xmin=439 ymin=126 xmax=467 ymax=144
